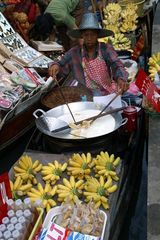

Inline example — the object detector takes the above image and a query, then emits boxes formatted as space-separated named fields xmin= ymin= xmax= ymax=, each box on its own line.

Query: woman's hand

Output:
xmin=117 ymin=78 xmax=129 ymax=93
xmin=49 ymin=64 xmax=60 ymax=79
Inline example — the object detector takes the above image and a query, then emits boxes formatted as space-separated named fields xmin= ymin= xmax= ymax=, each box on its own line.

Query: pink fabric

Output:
xmin=82 ymin=45 xmax=117 ymax=94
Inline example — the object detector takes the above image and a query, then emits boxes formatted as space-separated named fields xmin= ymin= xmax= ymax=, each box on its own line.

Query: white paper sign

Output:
xmin=93 ymin=93 xmax=122 ymax=109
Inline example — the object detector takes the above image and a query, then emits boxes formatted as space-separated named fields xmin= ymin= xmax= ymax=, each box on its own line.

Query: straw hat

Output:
xmin=68 ymin=12 xmax=113 ymax=38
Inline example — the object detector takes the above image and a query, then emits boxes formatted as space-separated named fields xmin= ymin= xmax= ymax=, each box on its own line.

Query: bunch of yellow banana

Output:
xmin=41 ymin=160 xmax=67 ymax=185
xmin=67 ymin=153 xmax=92 ymax=179
xmin=57 ymin=176 xmax=84 ymax=203
xmin=148 ymin=52 xmax=160 ymax=80
xmin=98 ymin=37 xmax=109 ymax=44
xmin=92 ymin=151 xmax=120 ymax=181
xmin=120 ymin=4 xmax=138 ymax=33
xmin=27 ymin=183 xmax=57 ymax=212
xmin=14 ymin=155 xmax=42 ymax=185
xmin=84 ymin=176 xmax=117 ymax=209
xmin=103 ymin=3 xmax=122 ymax=33
xmin=10 ymin=176 xmax=32 ymax=199
xmin=109 ymin=33 xmax=131 ymax=51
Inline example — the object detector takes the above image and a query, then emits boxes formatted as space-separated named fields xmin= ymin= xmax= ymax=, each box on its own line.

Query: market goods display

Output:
xmin=67 ymin=153 xmax=92 ymax=179
xmin=103 ymin=3 xmax=138 ymax=34
xmin=84 ymin=176 xmax=117 ymax=209
xmin=148 ymin=52 xmax=160 ymax=80
xmin=13 ymin=155 xmax=42 ymax=184
xmin=10 ymin=150 xmax=121 ymax=212
xmin=0 ymin=197 xmax=43 ymax=240
xmin=120 ymin=3 xmax=138 ymax=33
xmin=109 ymin=33 xmax=132 ymax=51
xmin=92 ymin=151 xmax=120 ymax=181
xmin=57 ymin=176 xmax=84 ymax=203
xmin=27 ymin=183 xmax=57 ymax=212
xmin=10 ymin=176 xmax=32 ymax=199
xmin=103 ymin=3 xmax=121 ymax=33
xmin=55 ymin=201 xmax=105 ymax=237
xmin=41 ymin=160 xmax=67 ymax=185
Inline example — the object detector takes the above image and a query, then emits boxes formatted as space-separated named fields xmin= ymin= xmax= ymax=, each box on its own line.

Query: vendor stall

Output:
xmin=0 ymin=1 xmax=158 ymax=240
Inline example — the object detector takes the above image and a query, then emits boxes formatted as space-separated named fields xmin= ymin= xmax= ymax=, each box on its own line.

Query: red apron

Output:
xmin=82 ymin=44 xmax=117 ymax=95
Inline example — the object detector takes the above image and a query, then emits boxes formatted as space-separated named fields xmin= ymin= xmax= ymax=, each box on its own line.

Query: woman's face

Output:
xmin=81 ymin=30 xmax=98 ymax=48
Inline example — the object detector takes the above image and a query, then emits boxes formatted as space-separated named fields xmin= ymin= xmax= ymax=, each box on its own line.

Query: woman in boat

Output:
xmin=49 ymin=12 xmax=129 ymax=95
xmin=30 ymin=0 xmax=84 ymax=50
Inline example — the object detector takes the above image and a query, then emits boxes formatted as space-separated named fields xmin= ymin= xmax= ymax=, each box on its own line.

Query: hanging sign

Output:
xmin=135 ymin=68 xmax=160 ymax=112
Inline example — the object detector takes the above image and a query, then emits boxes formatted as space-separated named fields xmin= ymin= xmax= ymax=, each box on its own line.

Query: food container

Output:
xmin=123 ymin=106 xmax=137 ymax=132
xmin=43 ymin=206 xmax=107 ymax=240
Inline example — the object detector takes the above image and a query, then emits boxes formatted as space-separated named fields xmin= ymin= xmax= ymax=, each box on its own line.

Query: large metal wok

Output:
xmin=33 ymin=102 xmax=127 ymax=147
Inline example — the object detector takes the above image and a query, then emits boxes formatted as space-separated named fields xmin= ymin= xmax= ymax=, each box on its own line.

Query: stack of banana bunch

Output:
xmin=10 ymin=155 xmax=42 ymax=198
xmin=109 ymin=33 xmax=132 ymax=51
xmin=57 ymin=176 xmax=84 ymax=203
xmin=148 ymin=52 xmax=160 ymax=80
xmin=10 ymin=176 xmax=32 ymax=199
xmin=91 ymin=151 xmax=121 ymax=181
xmin=41 ymin=160 xmax=67 ymax=185
xmin=120 ymin=3 xmax=138 ymax=33
xmin=84 ymin=176 xmax=117 ymax=209
xmin=83 ymin=151 xmax=121 ymax=209
xmin=27 ymin=183 xmax=57 ymax=212
xmin=103 ymin=3 xmax=122 ymax=33
xmin=67 ymin=153 xmax=92 ymax=179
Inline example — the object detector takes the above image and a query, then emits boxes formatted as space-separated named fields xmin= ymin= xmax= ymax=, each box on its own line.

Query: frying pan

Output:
xmin=33 ymin=101 xmax=127 ymax=142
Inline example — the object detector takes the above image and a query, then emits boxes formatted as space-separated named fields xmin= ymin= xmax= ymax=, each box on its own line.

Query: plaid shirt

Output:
xmin=54 ymin=42 xmax=128 ymax=85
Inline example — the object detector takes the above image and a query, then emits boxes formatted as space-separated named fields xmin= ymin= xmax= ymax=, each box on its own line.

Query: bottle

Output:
xmin=7 ymin=199 xmax=15 ymax=210
xmin=2 ymin=216 xmax=10 ymax=225
xmin=23 ymin=209 xmax=34 ymax=222
xmin=3 ymin=230 xmax=12 ymax=239
xmin=15 ymin=210 xmax=23 ymax=218
xmin=7 ymin=223 xmax=14 ymax=232
xmin=15 ymin=199 xmax=23 ymax=210
xmin=10 ymin=217 xmax=18 ymax=225
xmin=12 ymin=229 xmax=22 ymax=239
xmin=0 ymin=224 xmax=6 ymax=232
xmin=18 ymin=216 xmax=29 ymax=226
xmin=15 ymin=223 xmax=23 ymax=233
xmin=7 ymin=210 xmax=15 ymax=218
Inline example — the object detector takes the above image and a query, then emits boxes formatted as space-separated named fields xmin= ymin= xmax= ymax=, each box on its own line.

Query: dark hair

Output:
xmin=34 ymin=13 xmax=55 ymax=37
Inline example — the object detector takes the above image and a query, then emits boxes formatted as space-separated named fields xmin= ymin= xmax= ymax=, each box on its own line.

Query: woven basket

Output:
xmin=41 ymin=86 xmax=93 ymax=109
xmin=119 ymin=0 xmax=145 ymax=17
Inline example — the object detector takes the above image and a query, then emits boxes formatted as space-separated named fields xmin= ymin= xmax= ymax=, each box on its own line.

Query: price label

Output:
xmin=135 ymin=68 xmax=160 ymax=112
